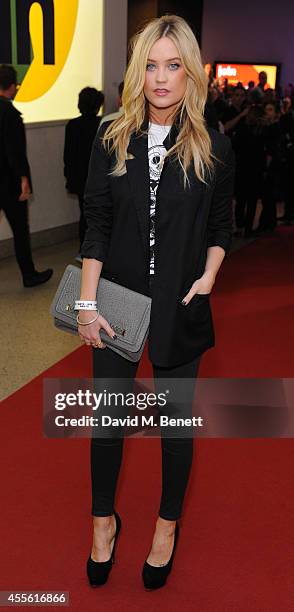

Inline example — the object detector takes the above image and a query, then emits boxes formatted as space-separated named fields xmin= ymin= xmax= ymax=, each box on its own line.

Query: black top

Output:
xmin=0 ymin=95 xmax=31 ymax=201
xmin=63 ymin=114 xmax=101 ymax=195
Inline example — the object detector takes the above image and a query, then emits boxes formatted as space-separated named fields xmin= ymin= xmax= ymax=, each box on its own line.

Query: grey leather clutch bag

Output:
xmin=50 ymin=264 xmax=152 ymax=362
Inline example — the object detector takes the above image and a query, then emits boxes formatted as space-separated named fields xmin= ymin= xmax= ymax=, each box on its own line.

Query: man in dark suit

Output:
xmin=64 ymin=87 xmax=104 ymax=258
xmin=0 ymin=64 xmax=53 ymax=287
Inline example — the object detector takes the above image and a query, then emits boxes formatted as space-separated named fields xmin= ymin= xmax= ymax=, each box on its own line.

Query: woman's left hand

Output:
xmin=182 ymin=271 xmax=216 ymax=305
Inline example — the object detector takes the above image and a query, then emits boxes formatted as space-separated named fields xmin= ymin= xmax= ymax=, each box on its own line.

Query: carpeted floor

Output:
xmin=0 ymin=226 xmax=293 ymax=611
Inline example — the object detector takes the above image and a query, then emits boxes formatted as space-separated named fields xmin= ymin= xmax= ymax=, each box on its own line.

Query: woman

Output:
xmin=77 ymin=15 xmax=235 ymax=590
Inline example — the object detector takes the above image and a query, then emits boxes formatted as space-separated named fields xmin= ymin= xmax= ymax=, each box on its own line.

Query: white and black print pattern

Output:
xmin=148 ymin=122 xmax=171 ymax=275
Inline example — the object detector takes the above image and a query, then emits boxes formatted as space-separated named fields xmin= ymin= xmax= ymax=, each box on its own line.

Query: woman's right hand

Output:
xmin=77 ymin=310 xmax=117 ymax=349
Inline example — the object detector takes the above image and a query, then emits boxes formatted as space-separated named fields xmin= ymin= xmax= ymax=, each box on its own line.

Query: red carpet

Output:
xmin=1 ymin=226 xmax=293 ymax=611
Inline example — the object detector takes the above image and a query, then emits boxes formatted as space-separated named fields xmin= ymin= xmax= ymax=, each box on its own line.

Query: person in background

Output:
xmin=247 ymin=81 xmax=256 ymax=104
xmin=284 ymin=83 xmax=294 ymax=107
xmin=221 ymin=86 xmax=249 ymax=139
xmin=222 ymin=78 xmax=230 ymax=100
xmin=64 ymin=87 xmax=104 ymax=260
xmin=251 ymin=71 xmax=268 ymax=103
xmin=279 ymin=98 xmax=294 ymax=224
xmin=225 ymin=84 xmax=236 ymax=101
xmin=281 ymin=96 xmax=292 ymax=116
xmin=263 ymin=88 xmax=277 ymax=105
xmin=204 ymin=88 xmax=219 ymax=130
xmin=233 ymin=105 xmax=265 ymax=237
xmin=209 ymin=86 xmax=227 ymax=125
xmin=100 ymin=81 xmax=124 ymax=127
xmin=256 ymin=102 xmax=282 ymax=234
xmin=0 ymin=64 xmax=53 ymax=287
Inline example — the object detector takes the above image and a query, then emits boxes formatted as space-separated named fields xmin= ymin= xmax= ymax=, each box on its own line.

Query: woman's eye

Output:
xmin=146 ymin=63 xmax=181 ymax=71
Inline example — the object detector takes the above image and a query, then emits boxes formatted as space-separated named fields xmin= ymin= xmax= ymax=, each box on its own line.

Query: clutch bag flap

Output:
xmin=50 ymin=264 xmax=151 ymax=354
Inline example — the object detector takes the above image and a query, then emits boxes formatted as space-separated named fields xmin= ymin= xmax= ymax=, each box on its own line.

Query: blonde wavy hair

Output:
xmin=102 ymin=14 xmax=214 ymax=187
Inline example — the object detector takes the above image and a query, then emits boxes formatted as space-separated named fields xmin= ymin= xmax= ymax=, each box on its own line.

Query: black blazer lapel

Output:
xmin=126 ymin=129 xmax=150 ymax=262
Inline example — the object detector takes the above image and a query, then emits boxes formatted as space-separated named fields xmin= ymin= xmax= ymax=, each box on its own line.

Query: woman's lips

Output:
xmin=154 ymin=89 xmax=170 ymax=96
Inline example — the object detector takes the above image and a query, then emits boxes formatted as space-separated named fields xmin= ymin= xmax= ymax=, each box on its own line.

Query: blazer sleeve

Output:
xmin=207 ymin=136 xmax=235 ymax=255
xmin=80 ymin=123 xmax=113 ymax=262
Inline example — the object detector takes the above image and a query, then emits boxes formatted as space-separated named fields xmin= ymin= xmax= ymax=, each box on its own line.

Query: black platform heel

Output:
xmin=142 ymin=521 xmax=179 ymax=590
xmin=87 ymin=510 xmax=121 ymax=587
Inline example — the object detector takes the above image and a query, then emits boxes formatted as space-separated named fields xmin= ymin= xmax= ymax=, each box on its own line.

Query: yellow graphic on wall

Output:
xmin=16 ymin=0 xmax=79 ymax=102
xmin=13 ymin=0 xmax=103 ymax=123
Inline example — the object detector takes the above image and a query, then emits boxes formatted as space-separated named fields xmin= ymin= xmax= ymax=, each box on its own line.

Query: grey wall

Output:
xmin=201 ymin=0 xmax=294 ymax=88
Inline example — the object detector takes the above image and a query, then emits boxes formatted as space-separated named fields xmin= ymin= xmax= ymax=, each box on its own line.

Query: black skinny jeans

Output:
xmin=90 ymin=276 xmax=202 ymax=521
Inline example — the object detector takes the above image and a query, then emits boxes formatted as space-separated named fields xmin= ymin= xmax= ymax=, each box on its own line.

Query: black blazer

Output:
xmin=0 ymin=96 xmax=32 ymax=202
xmin=63 ymin=115 xmax=101 ymax=195
xmin=81 ymin=116 xmax=235 ymax=367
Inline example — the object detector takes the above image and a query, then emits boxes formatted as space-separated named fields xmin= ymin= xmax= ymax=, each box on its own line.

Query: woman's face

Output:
xmin=144 ymin=36 xmax=187 ymax=123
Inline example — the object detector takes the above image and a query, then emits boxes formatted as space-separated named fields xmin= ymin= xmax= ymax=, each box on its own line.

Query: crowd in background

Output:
xmin=205 ymin=71 xmax=294 ymax=237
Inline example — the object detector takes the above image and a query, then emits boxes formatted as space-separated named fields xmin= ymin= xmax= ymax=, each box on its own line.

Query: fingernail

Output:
xmin=181 ymin=300 xmax=187 ymax=306
xmin=113 ymin=334 xmax=117 ymax=340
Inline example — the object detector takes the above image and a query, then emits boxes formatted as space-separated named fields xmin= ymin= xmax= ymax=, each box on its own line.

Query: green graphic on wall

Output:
xmin=9 ymin=0 xmax=33 ymax=83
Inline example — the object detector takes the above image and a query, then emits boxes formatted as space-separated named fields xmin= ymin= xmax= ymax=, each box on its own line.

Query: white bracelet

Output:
xmin=75 ymin=306 xmax=97 ymax=311
xmin=74 ymin=300 xmax=97 ymax=310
